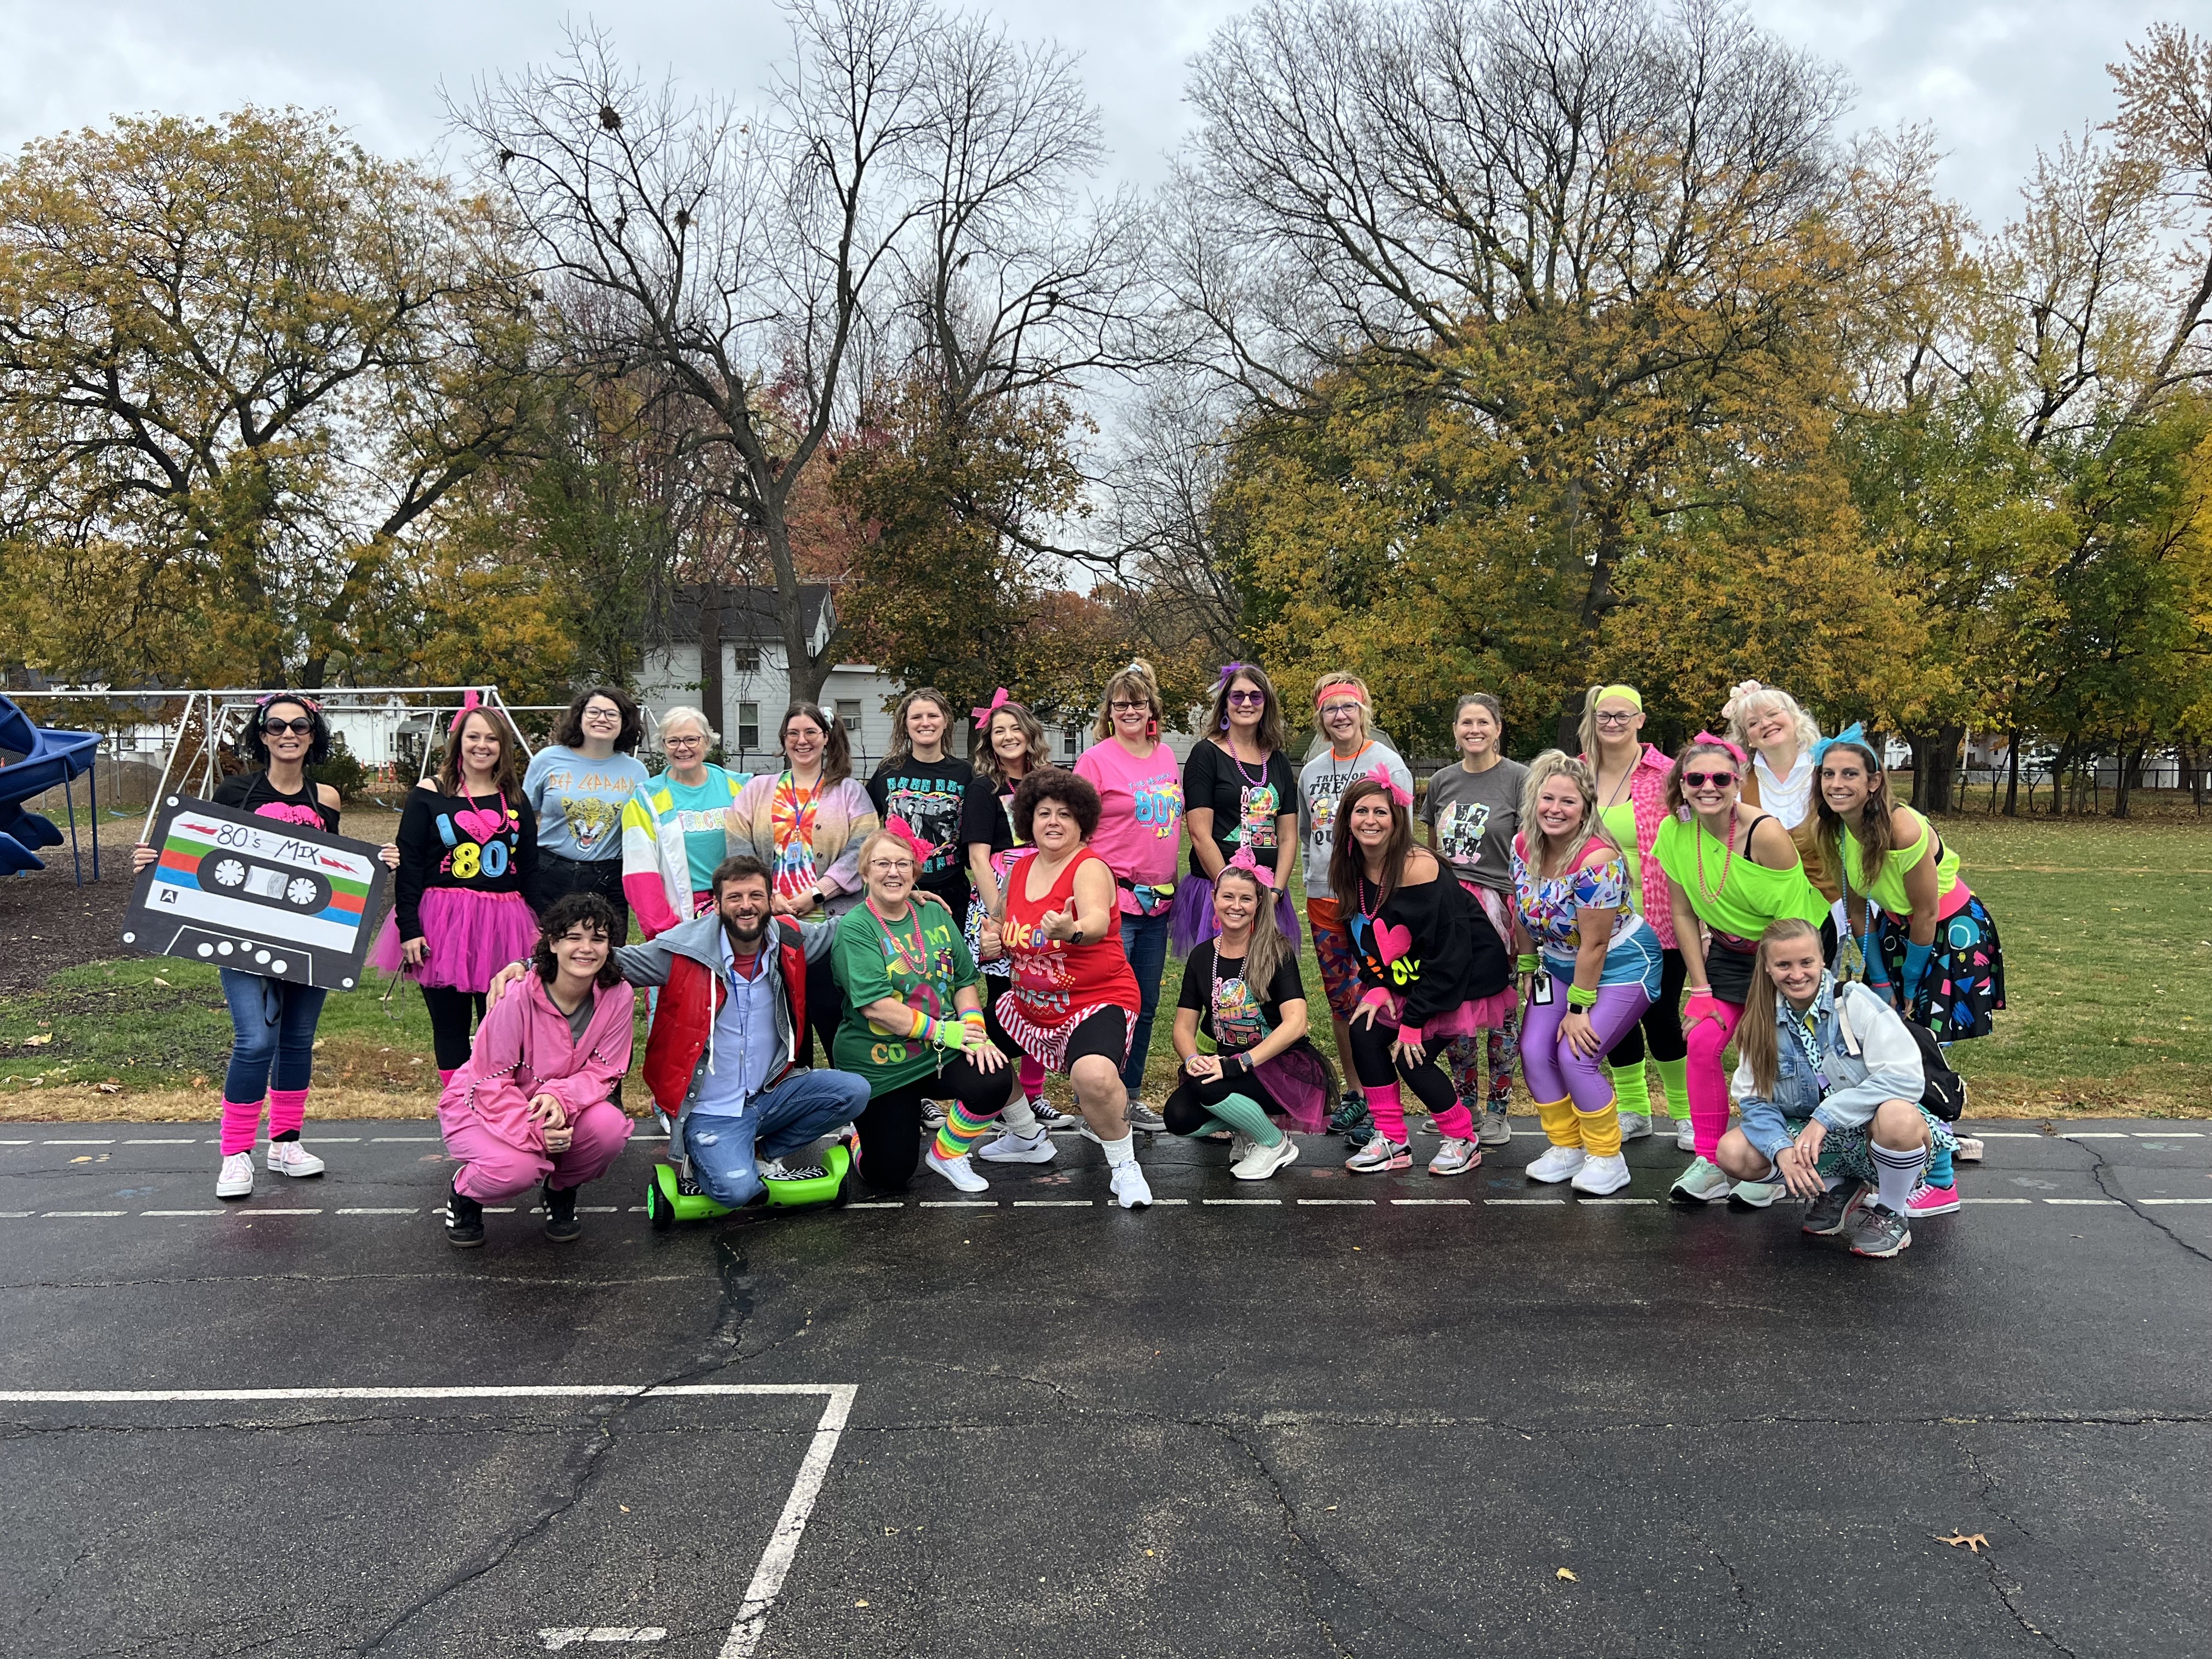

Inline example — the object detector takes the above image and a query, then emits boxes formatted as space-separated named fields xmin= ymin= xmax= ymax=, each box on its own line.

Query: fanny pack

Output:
xmin=1116 ymin=874 xmax=1175 ymax=915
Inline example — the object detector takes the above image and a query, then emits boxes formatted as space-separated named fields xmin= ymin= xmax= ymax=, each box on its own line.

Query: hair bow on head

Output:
xmin=1690 ymin=731 xmax=1747 ymax=766
xmin=882 ymin=814 xmax=940 ymax=864
xmin=449 ymin=689 xmax=482 ymax=735
xmin=255 ymin=691 xmax=321 ymax=713
xmin=1362 ymin=763 xmax=1412 ymax=809
xmin=971 ymin=687 xmax=1012 ymax=729
xmin=1215 ymin=661 xmax=1251 ymax=687
xmin=1223 ymin=844 xmax=1279 ymax=889
xmin=1812 ymin=721 xmax=1872 ymax=767
xmin=1720 ymin=679 xmax=1765 ymax=720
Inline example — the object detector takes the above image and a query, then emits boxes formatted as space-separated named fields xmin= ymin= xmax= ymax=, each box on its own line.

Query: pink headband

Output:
xmin=1690 ymin=731 xmax=1747 ymax=765
xmin=1314 ymin=680 xmax=1364 ymax=710
xmin=971 ymin=687 xmax=1011 ymax=729
xmin=449 ymin=689 xmax=482 ymax=736
xmin=1362 ymin=763 xmax=1412 ymax=809
xmin=1221 ymin=845 xmax=1278 ymax=890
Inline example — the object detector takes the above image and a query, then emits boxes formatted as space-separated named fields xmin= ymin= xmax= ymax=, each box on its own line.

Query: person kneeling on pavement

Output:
xmin=1711 ymin=917 xmax=1956 ymax=1260
xmin=441 ymin=893 xmax=636 ymax=1247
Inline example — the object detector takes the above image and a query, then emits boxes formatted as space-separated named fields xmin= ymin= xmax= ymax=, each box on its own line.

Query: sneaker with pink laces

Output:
xmin=1906 ymin=1181 xmax=1960 ymax=1218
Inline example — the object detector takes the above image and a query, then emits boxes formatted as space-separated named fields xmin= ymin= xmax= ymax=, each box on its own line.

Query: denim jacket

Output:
xmin=1730 ymin=976 xmax=1925 ymax=1161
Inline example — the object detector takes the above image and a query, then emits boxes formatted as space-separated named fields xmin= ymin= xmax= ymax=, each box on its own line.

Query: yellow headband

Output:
xmin=1596 ymin=685 xmax=1642 ymax=709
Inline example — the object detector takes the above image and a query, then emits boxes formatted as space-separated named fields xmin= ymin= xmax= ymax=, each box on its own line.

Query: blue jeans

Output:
xmin=1118 ymin=910 xmax=1170 ymax=1095
xmin=218 ymin=968 xmax=328 ymax=1103
xmin=683 ymin=1068 xmax=873 ymax=1208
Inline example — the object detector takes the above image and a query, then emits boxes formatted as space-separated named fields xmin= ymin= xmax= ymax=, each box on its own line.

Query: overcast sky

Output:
xmin=0 ymin=0 xmax=2200 ymax=235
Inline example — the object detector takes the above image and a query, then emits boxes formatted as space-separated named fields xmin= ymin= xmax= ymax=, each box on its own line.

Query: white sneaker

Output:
xmin=216 ymin=1150 xmax=255 ymax=1200
xmin=1228 ymin=1132 xmax=1255 ymax=1166
xmin=1232 ymin=1137 xmax=1300 ymax=1181
xmin=1673 ymin=1118 xmax=1697 ymax=1153
xmin=1571 ymin=1152 xmax=1632 ymax=1195
xmin=1728 ymin=1178 xmax=1785 ymax=1210
xmin=977 ymin=1126 xmax=1057 ymax=1164
xmin=1954 ymin=1136 xmax=1985 ymax=1164
xmin=1478 ymin=1109 xmax=1513 ymax=1147
xmin=1616 ymin=1111 xmax=1652 ymax=1142
xmin=1669 ymin=1156 xmax=1733 ymax=1204
xmin=265 ymin=1139 xmax=325 ymax=1179
xmin=1526 ymin=1144 xmax=1585 ymax=1183
xmin=1109 ymin=1160 xmax=1153 ymax=1209
xmin=924 ymin=1149 xmax=989 ymax=1193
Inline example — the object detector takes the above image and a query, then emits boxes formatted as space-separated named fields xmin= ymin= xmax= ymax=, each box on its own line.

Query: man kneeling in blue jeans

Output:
xmin=489 ymin=855 xmax=870 ymax=1207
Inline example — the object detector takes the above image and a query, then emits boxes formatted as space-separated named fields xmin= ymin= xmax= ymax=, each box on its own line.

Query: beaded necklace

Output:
xmin=1692 ymin=806 xmax=1739 ymax=906
xmin=865 ymin=895 xmax=931 ymax=980
xmin=1223 ymin=732 xmax=1272 ymax=791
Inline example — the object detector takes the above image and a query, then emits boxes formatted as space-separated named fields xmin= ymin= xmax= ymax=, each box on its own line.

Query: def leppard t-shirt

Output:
xmin=866 ymin=755 xmax=978 ymax=913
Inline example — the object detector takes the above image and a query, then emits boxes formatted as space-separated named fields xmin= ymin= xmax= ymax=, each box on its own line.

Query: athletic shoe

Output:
xmin=1327 ymin=1094 xmax=1372 ymax=1138
xmin=445 ymin=1186 xmax=486 ymax=1248
xmin=1109 ymin=1160 xmax=1153 ymax=1209
xmin=1232 ymin=1137 xmax=1300 ymax=1181
xmin=1617 ymin=1111 xmax=1653 ymax=1142
xmin=924 ymin=1149 xmax=989 ymax=1193
xmin=1673 ymin=1119 xmax=1697 ymax=1153
xmin=1669 ymin=1157 xmax=1733 ymax=1205
xmin=1428 ymin=1136 xmax=1480 ymax=1176
xmin=215 ymin=1150 xmax=255 ymax=1201
xmin=1954 ymin=1137 xmax=1984 ymax=1164
xmin=759 ymin=1157 xmax=828 ymax=1183
xmin=1570 ymin=1152 xmax=1631 ymax=1195
xmin=1478 ymin=1108 xmax=1513 ymax=1147
xmin=1125 ymin=1101 xmax=1167 ymax=1134
xmin=1846 ymin=1202 xmax=1912 ymax=1259
xmin=1526 ymin=1144 xmax=1585 ymax=1184
xmin=1031 ymin=1098 xmax=1073 ymax=1129
xmin=921 ymin=1102 xmax=947 ymax=1132
xmin=977 ymin=1126 xmax=1057 ymax=1164
xmin=543 ymin=1182 xmax=582 ymax=1242
xmin=1801 ymin=1180 xmax=1865 ymax=1237
xmin=1345 ymin=1136 xmax=1412 ymax=1173
xmin=265 ymin=1139 xmax=325 ymax=1179
xmin=1728 ymin=1178 xmax=1785 ymax=1210
xmin=1228 ymin=1132 xmax=1255 ymax=1166
xmin=1907 ymin=1181 xmax=1961 ymax=1218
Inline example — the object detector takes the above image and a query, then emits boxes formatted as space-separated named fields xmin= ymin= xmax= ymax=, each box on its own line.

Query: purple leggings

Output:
xmin=1520 ymin=981 xmax=1654 ymax=1111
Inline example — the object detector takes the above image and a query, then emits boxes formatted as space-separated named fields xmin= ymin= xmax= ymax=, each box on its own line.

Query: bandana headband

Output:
xmin=1314 ymin=680 xmax=1366 ymax=710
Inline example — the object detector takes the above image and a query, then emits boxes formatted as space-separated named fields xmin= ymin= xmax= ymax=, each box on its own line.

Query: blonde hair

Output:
xmin=1516 ymin=751 xmax=1623 ymax=871
xmin=1576 ymin=684 xmax=1643 ymax=760
xmin=1212 ymin=863 xmax=1289 ymax=1009
xmin=1311 ymin=670 xmax=1373 ymax=741
xmin=1737 ymin=917 xmax=1824 ymax=1099
xmin=658 ymin=704 xmax=718 ymax=748
xmin=1723 ymin=682 xmax=1821 ymax=758
xmin=1093 ymin=659 xmax=1164 ymax=742
xmin=855 ymin=827 xmax=954 ymax=919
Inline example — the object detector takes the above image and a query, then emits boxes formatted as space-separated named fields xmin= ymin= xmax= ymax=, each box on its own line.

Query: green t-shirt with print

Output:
xmin=830 ymin=896 xmax=980 ymax=1093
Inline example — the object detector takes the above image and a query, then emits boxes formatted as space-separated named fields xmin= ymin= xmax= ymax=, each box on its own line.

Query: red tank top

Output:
xmin=1003 ymin=849 xmax=1139 ymax=1020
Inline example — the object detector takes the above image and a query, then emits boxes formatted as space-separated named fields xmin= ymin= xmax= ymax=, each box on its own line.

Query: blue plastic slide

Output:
xmin=0 ymin=695 xmax=100 ymax=875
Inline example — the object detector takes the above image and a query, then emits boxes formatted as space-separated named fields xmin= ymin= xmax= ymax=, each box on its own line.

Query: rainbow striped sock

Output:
xmin=933 ymin=1100 xmax=999 ymax=1163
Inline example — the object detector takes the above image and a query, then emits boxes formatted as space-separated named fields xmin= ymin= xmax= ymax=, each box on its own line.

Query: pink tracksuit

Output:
xmin=437 ymin=975 xmax=636 ymax=1201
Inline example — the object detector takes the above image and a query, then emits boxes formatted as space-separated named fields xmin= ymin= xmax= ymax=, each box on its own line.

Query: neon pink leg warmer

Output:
xmin=218 ymin=1098 xmax=264 ymax=1157
xmin=268 ymin=1087 xmax=308 ymax=1140
xmin=1363 ymin=1084 xmax=1408 ymax=1145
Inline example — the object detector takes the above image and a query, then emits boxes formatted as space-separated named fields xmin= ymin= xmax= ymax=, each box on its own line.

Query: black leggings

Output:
xmin=1605 ymin=946 xmax=1688 ymax=1068
xmin=421 ymin=986 xmax=488 ymax=1072
xmin=1163 ymin=1069 xmax=1284 ymax=1137
xmin=1346 ymin=1017 xmax=1458 ymax=1117
xmin=805 ymin=950 xmax=843 ymax=1065
xmin=855 ymin=1054 xmax=1019 ymax=1193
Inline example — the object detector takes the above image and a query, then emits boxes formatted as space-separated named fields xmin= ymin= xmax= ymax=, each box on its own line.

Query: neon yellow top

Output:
xmin=1839 ymin=806 xmax=1961 ymax=916
xmin=1652 ymin=813 xmax=1826 ymax=939
xmin=1600 ymin=801 xmax=1643 ymax=916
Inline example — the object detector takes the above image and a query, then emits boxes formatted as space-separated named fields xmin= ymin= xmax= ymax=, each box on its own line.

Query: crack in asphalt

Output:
xmin=2080 ymin=1146 xmax=2212 ymax=1266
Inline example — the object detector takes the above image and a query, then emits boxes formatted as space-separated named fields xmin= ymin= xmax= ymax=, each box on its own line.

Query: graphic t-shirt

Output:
xmin=1297 ymin=742 xmax=1412 ymax=898
xmin=524 ymin=746 xmax=650 ymax=862
xmin=867 ymin=754 xmax=978 ymax=912
xmin=392 ymin=786 xmax=538 ymax=940
xmin=1182 ymin=741 xmax=1298 ymax=872
xmin=666 ymin=768 xmax=747 ymax=895
xmin=1421 ymin=758 xmax=1530 ymax=894
xmin=1176 ymin=941 xmax=1306 ymax=1055
xmin=830 ymin=895 xmax=979 ymax=1093
xmin=211 ymin=770 xmax=340 ymax=836
xmin=1074 ymin=740 xmax=1183 ymax=915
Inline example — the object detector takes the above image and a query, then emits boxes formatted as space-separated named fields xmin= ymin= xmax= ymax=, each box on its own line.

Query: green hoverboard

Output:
xmin=645 ymin=1142 xmax=853 ymax=1228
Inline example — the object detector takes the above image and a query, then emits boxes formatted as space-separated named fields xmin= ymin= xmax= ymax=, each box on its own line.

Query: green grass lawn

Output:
xmin=7 ymin=811 xmax=2210 ymax=1120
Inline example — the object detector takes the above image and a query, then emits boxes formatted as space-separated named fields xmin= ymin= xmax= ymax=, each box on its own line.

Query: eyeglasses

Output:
xmin=664 ymin=734 xmax=706 ymax=747
xmin=866 ymin=856 xmax=916 ymax=871
xmin=1683 ymin=770 xmax=1737 ymax=789
xmin=1594 ymin=710 xmax=1639 ymax=726
xmin=1109 ymin=700 xmax=1149 ymax=714
xmin=1225 ymin=690 xmax=1266 ymax=706
xmin=582 ymin=705 xmax=622 ymax=721
xmin=1319 ymin=702 xmax=1362 ymax=718
xmin=261 ymin=718 xmax=315 ymax=736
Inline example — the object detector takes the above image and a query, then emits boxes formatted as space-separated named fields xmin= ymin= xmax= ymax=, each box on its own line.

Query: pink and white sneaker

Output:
xmin=1906 ymin=1181 xmax=1961 ymax=1218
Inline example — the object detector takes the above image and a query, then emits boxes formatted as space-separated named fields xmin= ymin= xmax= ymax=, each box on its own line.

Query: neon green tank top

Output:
xmin=1840 ymin=807 xmax=1961 ymax=915
xmin=1652 ymin=813 xmax=1826 ymax=939
xmin=1600 ymin=801 xmax=1643 ymax=916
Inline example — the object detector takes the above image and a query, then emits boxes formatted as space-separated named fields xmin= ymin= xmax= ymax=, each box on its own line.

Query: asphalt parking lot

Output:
xmin=3 ymin=1116 xmax=2208 ymax=1657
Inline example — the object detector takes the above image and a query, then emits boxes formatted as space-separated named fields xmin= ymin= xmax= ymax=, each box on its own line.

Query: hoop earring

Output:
xmin=1220 ymin=715 xmax=1232 ymax=732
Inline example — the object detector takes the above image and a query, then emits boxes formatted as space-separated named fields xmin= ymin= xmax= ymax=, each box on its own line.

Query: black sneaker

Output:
xmin=1031 ymin=1098 xmax=1072 ymax=1129
xmin=543 ymin=1181 xmax=582 ymax=1243
xmin=1327 ymin=1093 xmax=1374 ymax=1146
xmin=445 ymin=1184 xmax=485 ymax=1248
xmin=1801 ymin=1180 xmax=1865 ymax=1237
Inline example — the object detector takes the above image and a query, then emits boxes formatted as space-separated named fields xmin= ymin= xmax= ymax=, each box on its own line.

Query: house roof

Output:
xmin=651 ymin=584 xmax=833 ymax=646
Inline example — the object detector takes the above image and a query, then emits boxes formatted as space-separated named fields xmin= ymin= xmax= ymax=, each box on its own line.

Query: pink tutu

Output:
xmin=1364 ymin=985 xmax=1519 ymax=1043
xmin=370 ymin=887 xmax=539 ymax=992
xmin=1169 ymin=870 xmax=1303 ymax=958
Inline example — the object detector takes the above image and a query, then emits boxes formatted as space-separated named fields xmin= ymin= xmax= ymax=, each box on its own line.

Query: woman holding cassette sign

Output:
xmin=132 ymin=693 xmax=398 ymax=1201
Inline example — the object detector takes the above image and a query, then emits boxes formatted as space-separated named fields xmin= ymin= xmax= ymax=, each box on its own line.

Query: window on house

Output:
xmin=738 ymin=701 xmax=760 ymax=752
xmin=1062 ymin=725 xmax=1079 ymax=759
xmin=731 ymin=645 xmax=761 ymax=673
xmin=834 ymin=698 xmax=862 ymax=734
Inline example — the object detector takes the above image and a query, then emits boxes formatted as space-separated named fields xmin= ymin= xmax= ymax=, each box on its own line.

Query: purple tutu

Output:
xmin=370 ymin=887 xmax=539 ymax=992
xmin=1168 ymin=872 xmax=1303 ymax=958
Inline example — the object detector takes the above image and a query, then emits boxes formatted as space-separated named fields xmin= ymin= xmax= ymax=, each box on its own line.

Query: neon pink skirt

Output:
xmin=371 ymin=887 xmax=539 ymax=992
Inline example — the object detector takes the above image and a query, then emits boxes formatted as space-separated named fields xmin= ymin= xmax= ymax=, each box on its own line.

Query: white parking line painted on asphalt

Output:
xmin=337 ymin=1207 xmax=419 ymax=1215
xmin=2136 ymin=1132 xmax=2205 ymax=1137
xmin=2138 ymin=1198 xmax=2212 ymax=1204
xmin=0 ymin=1211 xmax=32 ymax=1217
xmin=371 ymin=1137 xmax=438 ymax=1143
xmin=1203 ymin=1197 xmax=1279 ymax=1205
xmin=917 ymin=1200 xmax=996 ymax=1208
xmin=0 ymin=1139 xmax=30 ymax=1145
xmin=1011 ymin=1200 xmax=1096 ymax=1207
xmin=542 ymin=1629 xmax=666 ymax=1649
xmin=141 ymin=1209 xmax=224 ymax=1216
xmin=2064 ymin=1133 xmax=2131 ymax=1140
xmin=845 ymin=1201 xmax=905 ymax=1209
xmin=1392 ymin=1198 xmax=1471 ymax=1205
xmin=1297 ymin=1198 xmax=1375 ymax=1206
xmin=1964 ymin=1198 xmax=2033 ymax=1204
xmin=44 ymin=1210 xmax=125 ymax=1217
xmin=1578 ymin=1198 xmax=1660 ymax=1205
xmin=44 ymin=1139 xmax=113 ymax=1145
xmin=1974 ymin=1133 xmax=2047 ymax=1138
xmin=2044 ymin=1198 xmax=2122 ymax=1205
xmin=718 ymin=1386 xmax=857 ymax=1659
xmin=125 ymin=1138 xmax=197 ymax=1145
xmin=1488 ymin=1198 xmax=1567 ymax=1205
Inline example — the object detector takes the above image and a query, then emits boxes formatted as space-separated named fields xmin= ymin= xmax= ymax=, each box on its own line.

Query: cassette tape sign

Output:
xmin=123 ymin=795 xmax=389 ymax=990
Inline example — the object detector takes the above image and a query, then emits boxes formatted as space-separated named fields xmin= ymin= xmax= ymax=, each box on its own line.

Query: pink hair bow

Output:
xmin=883 ymin=814 xmax=941 ymax=864
xmin=1691 ymin=730 xmax=1747 ymax=765
xmin=970 ymin=687 xmax=1012 ymax=729
xmin=449 ymin=689 xmax=482 ymax=735
xmin=1363 ymin=763 xmax=1411 ymax=809
xmin=1224 ymin=845 xmax=1278 ymax=889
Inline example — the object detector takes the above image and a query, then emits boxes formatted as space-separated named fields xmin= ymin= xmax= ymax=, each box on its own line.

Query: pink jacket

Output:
xmin=1583 ymin=743 xmax=1678 ymax=950
xmin=438 ymin=975 xmax=636 ymax=1151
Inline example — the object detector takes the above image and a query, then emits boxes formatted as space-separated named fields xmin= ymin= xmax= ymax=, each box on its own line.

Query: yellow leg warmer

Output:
xmin=1535 ymin=1095 xmax=1581 ymax=1149
xmin=1576 ymin=1095 xmax=1623 ymax=1159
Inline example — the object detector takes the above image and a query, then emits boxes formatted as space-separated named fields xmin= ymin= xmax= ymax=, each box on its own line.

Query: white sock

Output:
xmin=1099 ymin=1132 xmax=1137 ymax=1167
xmin=1000 ymin=1095 xmax=1041 ymax=1137
xmin=1871 ymin=1139 xmax=1927 ymax=1214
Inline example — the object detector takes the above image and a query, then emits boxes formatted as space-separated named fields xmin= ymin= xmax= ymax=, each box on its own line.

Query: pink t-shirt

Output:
xmin=1074 ymin=738 xmax=1184 ymax=915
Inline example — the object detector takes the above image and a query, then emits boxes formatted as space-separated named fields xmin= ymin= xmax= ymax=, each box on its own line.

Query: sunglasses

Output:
xmin=1683 ymin=770 xmax=1737 ymax=789
xmin=261 ymin=718 xmax=315 ymax=736
xmin=1225 ymin=690 xmax=1266 ymax=706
